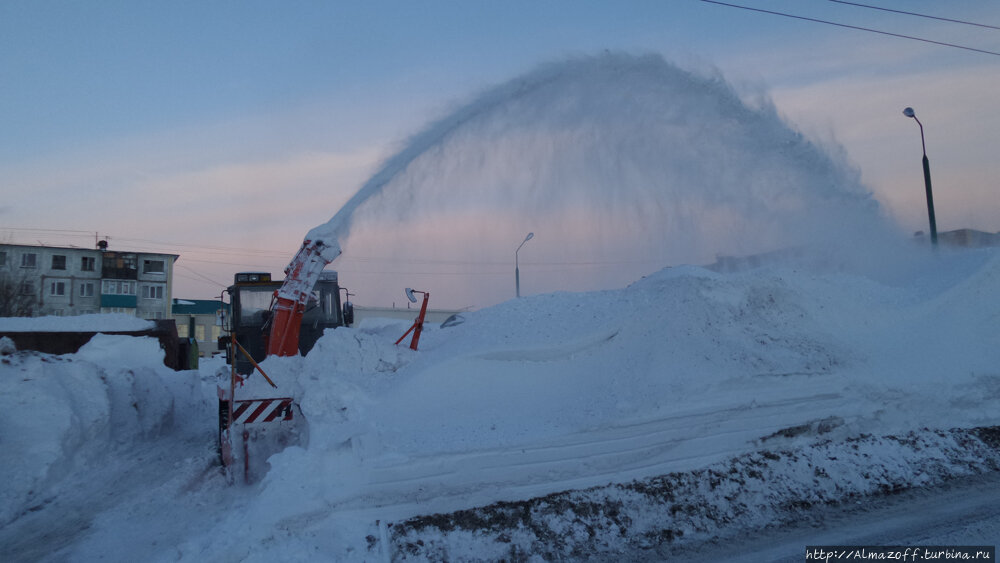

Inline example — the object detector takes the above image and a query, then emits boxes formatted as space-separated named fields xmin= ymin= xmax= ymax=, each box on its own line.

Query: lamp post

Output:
xmin=515 ymin=232 xmax=534 ymax=298
xmin=903 ymin=107 xmax=938 ymax=246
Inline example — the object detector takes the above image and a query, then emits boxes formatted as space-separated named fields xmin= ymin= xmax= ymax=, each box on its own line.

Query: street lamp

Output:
xmin=515 ymin=232 xmax=534 ymax=298
xmin=903 ymin=107 xmax=938 ymax=246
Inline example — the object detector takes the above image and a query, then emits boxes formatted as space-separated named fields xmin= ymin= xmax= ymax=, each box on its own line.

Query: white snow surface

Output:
xmin=2 ymin=245 xmax=1000 ymax=561
xmin=0 ymin=313 xmax=155 ymax=332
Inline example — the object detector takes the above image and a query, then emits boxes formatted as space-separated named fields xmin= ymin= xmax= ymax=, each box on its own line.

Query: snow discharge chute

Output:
xmin=266 ymin=238 xmax=341 ymax=357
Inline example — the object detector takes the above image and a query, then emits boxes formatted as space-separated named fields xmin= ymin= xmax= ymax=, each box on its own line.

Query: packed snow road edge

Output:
xmin=385 ymin=426 xmax=1000 ymax=561
xmin=0 ymin=335 xmax=214 ymax=527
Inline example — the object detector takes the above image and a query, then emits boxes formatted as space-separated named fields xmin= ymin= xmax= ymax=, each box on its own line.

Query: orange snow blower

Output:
xmin=217 ymin=269 xmax=349 ymax=483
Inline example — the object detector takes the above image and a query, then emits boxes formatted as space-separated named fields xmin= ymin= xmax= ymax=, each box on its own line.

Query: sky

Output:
xmin=1 ymin=0 xmax=998 ymax=309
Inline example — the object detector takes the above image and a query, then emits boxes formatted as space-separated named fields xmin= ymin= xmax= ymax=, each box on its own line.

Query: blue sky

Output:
xmin=2 ymin=1 xmax=998 ymax=307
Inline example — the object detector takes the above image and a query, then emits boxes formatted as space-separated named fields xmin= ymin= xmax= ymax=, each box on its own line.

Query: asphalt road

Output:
xmin=649 ymin=471 xmax=1000 ymax=562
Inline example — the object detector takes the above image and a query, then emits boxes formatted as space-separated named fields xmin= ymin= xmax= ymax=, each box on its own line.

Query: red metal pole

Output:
xmin=242 ymin=429 xmax=250 ymax=485
xmin=410 ymin=292 xmax=430 ymax=351
xmin=395 ymin=291 xmax=430 ymax=350
xmin=394 ymin=324 xmax=415 ymax=346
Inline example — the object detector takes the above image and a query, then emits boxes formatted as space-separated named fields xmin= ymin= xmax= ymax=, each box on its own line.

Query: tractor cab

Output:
xmin=221 ymin=270 xmax=347 ymax=374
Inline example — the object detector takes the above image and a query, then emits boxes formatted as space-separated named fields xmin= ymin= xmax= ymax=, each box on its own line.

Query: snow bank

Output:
xmin=0 ymin=335 xmax=208 ymax=526
xmin=389 ymin=426 xmax=1000 ymax=560
xmin=285 ymin=246 xmax=999 ymax=475
xmin=0 ymin=313 xmax=155 ymax=333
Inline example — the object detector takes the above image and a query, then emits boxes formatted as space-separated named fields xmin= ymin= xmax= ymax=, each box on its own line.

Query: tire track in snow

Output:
xmin=0 ymin=434 xmax=223 ymax=563
xmin=325 ymin=384 xmax=863 ymax=520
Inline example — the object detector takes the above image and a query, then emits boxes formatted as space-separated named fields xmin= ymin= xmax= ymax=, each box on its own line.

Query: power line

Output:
xmin=176 ymin=265 xmax=228 ymax=289
xmin=0 ymin=227 xmax=93 ymax=235
xmin=177 ymin=257 xmax=277 ymax=268
xmin=1 ymin=230 xmax=667 ymax=268
xmin=827 ymin=0 xmax=1000 ymax=31
xmin=111 ymin=236 xmax=290 ymax=257
xmin=338 ymin=260 xmax=668 ymax=278
xmin=2 ymin=229 xmax=671 ymax=275
xmin=0 ymin=229 xmax=289 ymax=258
xmin=340 ymin=256 xmax=668 ymax=267
xmin=699 ymin=0 xmax=1000 ymax=57
xmin=173 ymin=272 xmax=226 ymax=290
xmin=339 ymin=268 xmax=508 ymax=278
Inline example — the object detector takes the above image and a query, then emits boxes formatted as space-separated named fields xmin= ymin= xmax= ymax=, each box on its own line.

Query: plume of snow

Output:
xmin=310 ymin=52 xmax=894 ymax=306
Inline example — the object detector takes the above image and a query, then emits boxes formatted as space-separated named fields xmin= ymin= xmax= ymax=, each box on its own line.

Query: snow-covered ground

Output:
xmin=1 ymin=242 xmax=998 ymax=561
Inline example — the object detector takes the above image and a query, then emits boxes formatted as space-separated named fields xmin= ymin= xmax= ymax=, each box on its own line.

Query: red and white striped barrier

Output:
xmin=229 ymin=398 xmax=294 ymax=424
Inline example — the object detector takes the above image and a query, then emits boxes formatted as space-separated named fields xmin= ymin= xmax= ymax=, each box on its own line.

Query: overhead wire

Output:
xmin=0 ymin=227 xmax=94 ymax=235
xmin=699 ymin=0 xmax=1000 ymax=57
xmin=3 ymin=229 xmax=658 ymax=271
xmin=110 ymin=236 xmax=291 ymax=258
xmin=173 ymin=271 xmax=227 ymax=290
xmin=341 ymin=255 xmax=666 ymax=267
xmin=176 ymin=265 xmax=228 ymax=289
xmin=176 ymin=257 xmax=278 ymax=269
xmin=0 ymin=229 xmax=289 ymax=259
xmin=826 ymin=0 xmax=1000 ymax=31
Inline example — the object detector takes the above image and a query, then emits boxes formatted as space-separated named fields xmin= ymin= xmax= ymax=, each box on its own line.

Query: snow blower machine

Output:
xmin=217 ymin=238 xmax=353 ymax=483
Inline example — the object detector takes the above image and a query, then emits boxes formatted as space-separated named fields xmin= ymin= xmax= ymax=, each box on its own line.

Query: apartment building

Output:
xmin=0 ymin=242 xmax=178 ymax=319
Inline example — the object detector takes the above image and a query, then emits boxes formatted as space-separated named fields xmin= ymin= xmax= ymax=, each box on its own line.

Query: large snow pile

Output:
xmin=2 ymin=244 xmax=998 ymax=561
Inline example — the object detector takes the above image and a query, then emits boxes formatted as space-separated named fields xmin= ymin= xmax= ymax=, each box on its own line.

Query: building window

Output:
xmin=102 ymin=280 xmax=136 ymax=295
xmin=142 ymin=285 xmax=164 ymax=299
xmin=177 ymin=323 xmax=189 ymax=338
xmin=102 ymin=252 xmax=138 ymax=279
xmin=143 ymin=260 xmax=165 ymax=274
xmin=20 ymin=282 xmax=34 ymax=295
xmin=104 ymin=252 xmax=137 ymax=270
xmin=79 ymin=282 xmax=95 ymax=297
xmin=50 ymin=281 xmax=66 ymax=296
xmin=102 ymin=307 xmax=136 ymax=315
xmin=52 ymin=255 xmax=67 ymax=270
xmin=21 ymin=253 xmax=37 ymax=268
xmin=81 ymin=256 xmax=96 ymax=271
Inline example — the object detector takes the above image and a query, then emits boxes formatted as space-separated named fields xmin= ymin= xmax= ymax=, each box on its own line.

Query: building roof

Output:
xmin=937 ymin=229 xmax=1000 ymax=248
xmin=101 ymin=294 xmax=137 ymax=308
xmin=0 ymin=242 xmax=179 ymax=260
xmin=172 ymin=299 xmax=225 ymax=316
xmin=1 ymin=243 xmax=102 ymax=253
